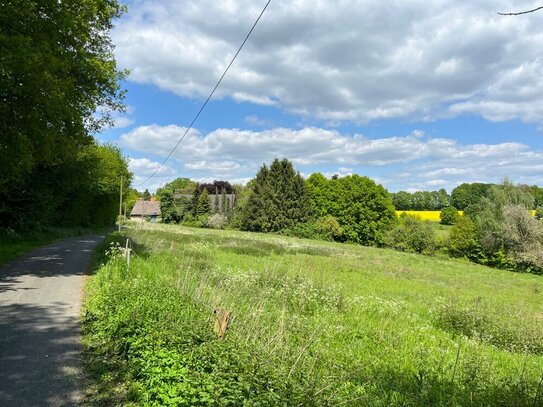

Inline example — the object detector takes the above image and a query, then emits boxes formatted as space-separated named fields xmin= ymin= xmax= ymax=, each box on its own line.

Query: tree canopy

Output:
xmin=0 ymin=0 xmax=128 ymax=230
xmin=242 ymin=159 xmax=311 ymax=232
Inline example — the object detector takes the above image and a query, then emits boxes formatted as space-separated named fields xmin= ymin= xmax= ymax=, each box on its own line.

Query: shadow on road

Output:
xmin=0 ymin=235 xmax=104 ymax=406
xmin=0 ymin=303 xmax=83 ymax=406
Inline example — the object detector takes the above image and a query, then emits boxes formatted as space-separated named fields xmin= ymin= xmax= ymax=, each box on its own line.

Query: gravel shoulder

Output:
xmin=0 ymin=235 xmax=104 ymax=407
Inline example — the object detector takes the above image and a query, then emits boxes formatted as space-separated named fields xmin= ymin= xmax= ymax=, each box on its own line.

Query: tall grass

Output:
xmin=83 ymin=224 xmax=543 ymax=406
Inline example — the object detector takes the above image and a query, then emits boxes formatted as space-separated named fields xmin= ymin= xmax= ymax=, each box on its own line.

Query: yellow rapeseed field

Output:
xmin=397 ymin=210 xmax=536 ymax=221
xmin=396 ymin=210 xmax=463 ymax=221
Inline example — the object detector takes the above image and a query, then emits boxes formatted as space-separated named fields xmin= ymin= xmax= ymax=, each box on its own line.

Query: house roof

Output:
xmin=131 ymin=200 xmax=161 ymax=216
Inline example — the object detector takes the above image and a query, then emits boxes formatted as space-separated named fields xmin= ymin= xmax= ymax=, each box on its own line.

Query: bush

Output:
xmin=280 ymin=222 xmax=319 ymax=239
xmin=314 ymin=215 xmax=343 ymax=241
xmin=384 ymin=215 xmax=437 ymax=254
xmin=440 ymin=206 xmax=460 ymax=225
xmin=501 ymin=205 xmax=543 ymax=273
xmin=206 ymin=213 xmax=228 ymax=229
xmin=447 ymin=217 xmax=484 ymax=262
xmin=535 ymin=206 xmax=543 ymax=220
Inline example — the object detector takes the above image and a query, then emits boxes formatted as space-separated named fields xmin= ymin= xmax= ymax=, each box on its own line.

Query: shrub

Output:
xmin=501 ymin=205 xmax=543 ymax=273
xmin=535 ymin=206 xmax=543 ymax=220
xmin=206 ymin=213 xmax=228 ymax=229
xmin=447 ymin=217 xmax=485 ymax=262
xmin=384 ymin=215 xmax=437 ymax=254
xmin=440 ymin=206 xmax=460 ymax=225
xmin=314 ymin=215 xmax=343 ymax=241
xmin=280 ymin=222 xmax=319 ymax=239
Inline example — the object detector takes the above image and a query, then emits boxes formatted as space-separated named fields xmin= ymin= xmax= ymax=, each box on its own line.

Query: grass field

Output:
xmin=83 ymin=223 xmax=543 ymax=406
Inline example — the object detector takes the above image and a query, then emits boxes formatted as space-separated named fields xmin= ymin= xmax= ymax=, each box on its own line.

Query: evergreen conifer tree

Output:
xmin=242 ymin=159 xmax=311 ymax=232
xmin=213 ymin=187 xmax=220 ymax=213
xmin=197 ymin=189 xmax=211 ymax=216
xmin=221 ymin=188 xmax=227 ymax=214
xmin=191 ymin=186 xmax=201 ymax=217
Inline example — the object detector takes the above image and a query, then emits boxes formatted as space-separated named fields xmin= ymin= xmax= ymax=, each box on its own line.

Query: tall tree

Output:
xmin=0 ymin=0 xmax=127 ymax=230
xmin=197 ymin=189 xmax=211 ymax=217
xmin=243 ymin=159 xmax=311 ymax=232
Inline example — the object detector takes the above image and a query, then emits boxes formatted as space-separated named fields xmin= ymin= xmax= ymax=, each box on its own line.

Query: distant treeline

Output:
xmin=391 ymin=183 xmax=543 ymax=211
xmin=154 ymin=159 xmax=543 ymax=276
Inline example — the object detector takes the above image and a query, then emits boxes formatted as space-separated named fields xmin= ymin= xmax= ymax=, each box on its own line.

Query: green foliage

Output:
xmin=535 ymin=207 xmax=543 ymax=220
xmin=314 ymin=215 xmax=343 ymax=241
xmin=457 ymin=180 xmax=543 ymax=274
xmin=0 ymin=0 xmax=126 ymax=184
xmin=206 ymin=214 xmax=228 ymax=229
xmin=197 ymin=189 xmax=211 ymax=217
xmin=1 ymin=142 xmax=131 ymax=230
xmin=434 ymin=302 xmax=543 ymax=355
xmin=142 ymin=189 xmax=151 ymax=201
xmin=242 ymin=159 xmax=311 ymax=232
xmin=84 ymin=225 xmax=543 ymax=406
xmin=385 ymin=215 xmax=437 ymax=254
xmin=451 ymin=183 xmax=493 ymax=210
xmin=160 ymin=191 xmax=181 ymax=224
xmin=391 ymin=189 xmax=451 ymax=210
xmin=156 ymin=178 xmax=195 ymax=200
xmin=307 ymin=173 xmax=396 ymax=245
xmin=447 ymin=217 xmax=484 ymax=261
xmin=440 ymin=206 xmax=460 ymax=225
xmin=0 ymin=0 xmax=127 ymax=231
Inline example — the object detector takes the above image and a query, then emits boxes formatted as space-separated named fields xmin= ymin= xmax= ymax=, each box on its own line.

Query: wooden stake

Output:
xmin=118 ymin=175 xmax=123 ymax=233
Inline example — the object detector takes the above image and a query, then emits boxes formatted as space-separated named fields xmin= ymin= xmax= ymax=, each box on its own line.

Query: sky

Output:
xmin=98 ymin=0 xmax=543 ymax=193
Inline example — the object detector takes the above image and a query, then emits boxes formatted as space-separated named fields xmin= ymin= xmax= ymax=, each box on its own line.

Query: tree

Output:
xmin=0 ymin=0 xmax=126 ymax=185
xmin=0 ymin=0 xmax=127 ymax=231
xmin=451 ymin=183 xmax=492 ymax=210
xmin=197 ymin=189 xmax=211 ymax=217
xmin=447 ymin=217 xmax=482 ymax=261
xmin=160 ymin=191 xmax=182 ymax=224
xmin=385 ymin=215 xmax=436 ymax=254
xmin=440 ymin=206 xmax=460 ymax=225
xmin=156 ymin=177 xmax=195 ymax=199
xmin=307 ymin=173 xmax=396 ymax=245
xmin=142 ymin=189 xmax=151 ymax=201
xmin=242 ymin=159 xmax=310 ymax=232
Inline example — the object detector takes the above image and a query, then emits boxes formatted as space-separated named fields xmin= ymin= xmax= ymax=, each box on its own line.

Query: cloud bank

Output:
xmin=114 ymin=0 xmax=543 ymax=124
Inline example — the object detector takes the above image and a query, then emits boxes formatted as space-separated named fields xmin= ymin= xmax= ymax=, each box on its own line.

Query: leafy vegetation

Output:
xmin=306 ymin=172 xmax=396 ymax=244
xmin=440 ymin=206 xmax=460 ymax=225
xmin=83 ymin=224 xmax=543 ymax=406
xmin=242 ymin=158 xmax=311 ymax=232
xmin=0 ymin=0 xmax=129 ymax=232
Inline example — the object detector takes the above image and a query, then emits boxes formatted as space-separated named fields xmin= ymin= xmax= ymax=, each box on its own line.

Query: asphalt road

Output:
xmin=0 ymin=235 xmax=104 ymax=407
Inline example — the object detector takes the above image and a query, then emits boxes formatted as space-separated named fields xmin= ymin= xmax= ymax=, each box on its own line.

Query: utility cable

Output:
xmin=137 ymin=0 xmax=272 ymax=187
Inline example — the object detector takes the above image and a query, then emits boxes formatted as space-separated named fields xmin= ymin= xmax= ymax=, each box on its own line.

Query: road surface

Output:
xmin=0 ymin=235 xmax=104 ymax=407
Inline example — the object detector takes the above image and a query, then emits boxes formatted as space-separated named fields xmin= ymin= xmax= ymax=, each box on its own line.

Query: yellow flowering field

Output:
xmin=396 ymin=210 xmax=463 ymax=221
xmin=397 ymin=210 xmax=535 ymax=221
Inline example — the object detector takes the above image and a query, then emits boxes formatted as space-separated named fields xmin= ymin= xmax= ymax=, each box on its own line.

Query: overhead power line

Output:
xmin=137 ymin=0 xmax=273 ymax=187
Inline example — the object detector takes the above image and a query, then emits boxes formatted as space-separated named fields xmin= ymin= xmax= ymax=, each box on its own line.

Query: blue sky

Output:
xmin=99 ymin=0 xmax=543 ymax=192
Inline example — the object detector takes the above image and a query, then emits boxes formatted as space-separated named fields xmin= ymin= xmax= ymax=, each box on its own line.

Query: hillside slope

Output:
xmin=83 ymin=223 xmax=543 ymax=406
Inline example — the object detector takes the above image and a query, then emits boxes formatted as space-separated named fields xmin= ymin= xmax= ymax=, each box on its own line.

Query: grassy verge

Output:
xmin=0 ymin=227 xmax=112 ymax=266
xmin=83 ymin=223 xmax=543 ymax=406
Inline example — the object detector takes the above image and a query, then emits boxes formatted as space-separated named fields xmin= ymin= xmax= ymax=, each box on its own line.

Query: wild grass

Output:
xmin=83 ymin=223 xmax=543 ymax=406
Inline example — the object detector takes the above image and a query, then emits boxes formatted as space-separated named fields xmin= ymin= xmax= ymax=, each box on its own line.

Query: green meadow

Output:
xmin=83 ymin=223 xmax=543 ymax=406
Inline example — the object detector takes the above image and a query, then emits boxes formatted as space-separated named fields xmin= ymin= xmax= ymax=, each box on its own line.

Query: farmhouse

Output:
xmin=130 ymin=199 xmax=161 ymax=222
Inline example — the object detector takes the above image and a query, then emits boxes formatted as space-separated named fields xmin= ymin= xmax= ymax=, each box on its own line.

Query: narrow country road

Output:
xmin=0 ymin=235 xmax=104 ymax=407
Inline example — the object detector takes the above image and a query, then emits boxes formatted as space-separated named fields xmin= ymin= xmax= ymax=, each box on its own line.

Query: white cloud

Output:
xmin=113 ymin=0 xmax=543 ymax=124
xmin=128 ymin=157 xmax=176 ymax=192
xmin=122 ymin=124 xmax=543 ymax=192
